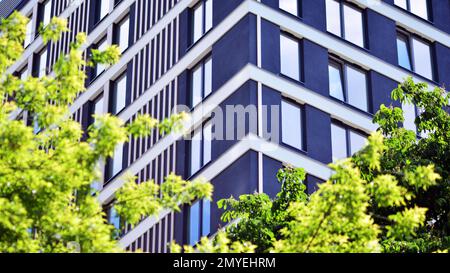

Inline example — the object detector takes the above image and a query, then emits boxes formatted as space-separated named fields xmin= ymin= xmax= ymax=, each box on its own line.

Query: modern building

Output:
xmin=4 ymin=0 xmax=450 ymax=252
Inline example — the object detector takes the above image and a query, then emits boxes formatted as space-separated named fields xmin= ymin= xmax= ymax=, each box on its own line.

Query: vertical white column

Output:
xmin=256 ymin=0 xmax=263 ymax=194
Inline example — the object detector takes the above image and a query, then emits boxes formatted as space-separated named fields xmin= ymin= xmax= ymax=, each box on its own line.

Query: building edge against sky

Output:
xmin=3 ymin=0 xmax=450 ymax=252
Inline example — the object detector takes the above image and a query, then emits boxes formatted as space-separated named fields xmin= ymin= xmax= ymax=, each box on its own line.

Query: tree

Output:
xmin=173 ymin=131 xmax=440 ymax=253
xmin=0 ymin=12 xmax=212 ymax=253
xmin=360 ymin=78 xmax=450 ymax=252
xmin=215 ymin=166 xmax=307 ymax=252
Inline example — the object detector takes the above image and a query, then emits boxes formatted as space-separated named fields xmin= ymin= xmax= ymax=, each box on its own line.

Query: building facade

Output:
xmin=4 ymin=0 xmax=450 ymax=252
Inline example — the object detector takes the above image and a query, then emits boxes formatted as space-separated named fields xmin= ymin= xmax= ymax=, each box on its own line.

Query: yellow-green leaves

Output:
xmin=386 ymin=207 xmax=428 ymax=240
xmin=91 ymin=45 xmax=121 ymax=67
xmin=405 ymin=165 xmax=440 ymax=191
xmin=41 ymin=17 xmax=69 ymax=43
xmin=0 ymin=11 xmax=27 ymax=72
xmin=171 ymin=231 xmax=256 ymax=253
xmin=369 ymin=175 xmax=409 ymax=207
xmin=115 ymin=173 xmax=213 ymax=227
xmin=0 ymin=11 xmax=213 ymax=252
xmin=88 ymin=114 xmax=128 ymax=158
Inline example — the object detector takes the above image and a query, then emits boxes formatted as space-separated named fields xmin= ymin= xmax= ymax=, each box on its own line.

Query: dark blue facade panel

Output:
xmin=434 ymin=43 xmax=450 ymax=87
xmin=212 ymin=14 xmax=257 ymax=92
xmin=262 ymin=85 xmax=281 ymax=144
xmin=303 ymin=40 xmax=329 ymax=97
xmin=431 ymin=0 xmax=450 ymax=34
xmin=263 ymin=155 xmax=283 ymax=198
xmin=366 ymin=9 xmax=398 ymax=65
xmin=304 ymin=105 xmax=332 ymax=164
xmin=261 ymin=18 xmax=281 ymax=74
xmin=302 ymin=0 xmax=327 ymax=32
xmin=370 ymin=71 xmax=401 ymax=112
xmin=210 ymin=151 xmax=259 ymax=231
xmin=211 ymin=80 xmax=258 ymax=158
xmin=306 ymin=175 xmax=324 ymax=195
xmin=178 ymin=9 xmax=189 ymax=59
xmin=261 ymin=0 xmax=278 ymax=10
xmin=213 ymin=0 xmax=245 ymax=26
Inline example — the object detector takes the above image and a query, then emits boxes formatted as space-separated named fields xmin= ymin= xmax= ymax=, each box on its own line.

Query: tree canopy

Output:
xmin=0 ymin=12 xmax=212 ymax=253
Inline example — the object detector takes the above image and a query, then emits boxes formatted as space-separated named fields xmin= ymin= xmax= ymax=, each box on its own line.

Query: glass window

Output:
xmin=202 ymin=199 xmax=210 ymax=237
xmin=189 ymin=199 xmax=210 ymax=245
xmin=326 ymin=0 xmax=341 ymax=37
xmin=331 ymin=123 xmax=347 ymax=162
xmin=19 ymin=66 xmax=28 ymax=81
xmin=100 ymin=0 xmax=110 ymax=20
xmin=349 ymin=131 xmax=366 ymax=155
xmin=343 ymin=4 xmax=365 ymax=47
xmin=190 ymin=121 xmax=212 ymax=176
xmin=412 ymin=38 xmax=433 ymax=80
xmin=192 ymin=0 xmax=213 ymax=44
xmin=280 ymin=0 xmax=299 ymax=16
xmin=346 ymin=66 xmax=368 ymax=112
xmin=38 ymin=48 xmax=48 ymax=77
xmin=326 ymin=0 xmax=365 ymax=47
xmin=394 ymin=0 xmax=429 ymax=20
xmin=42 ymin=0 xmax=52 ymax=27
xmin=191 ymin=56 xmax=212 ymax=108
xmin=111 ymin=143 xmax=123 ymax=178
xmin=95 ymin=38 xmax=108 ymax=77
xmin=329 ymin=60 xmax=368 ymax=112
xmin=107 ymin=205 xmax=121 ymax=230
xmin=190 ymin=128 xmax=202 ymax=176
xmin=396 ymin=34 xmax=412 ymax=70
xmin=280 ymin=33 xmax=300 ymax=81
xmin=328 ymin=62 xmax=344 ymax=101
xmin=116 ymin=16 xmax=130 ymax=53
xmin=396 ymin=32 xmax=433 ymax=80
xmin=204 ymin=0 xmax=213 ymax=33
xmin=189 ymin=201 xmax=200 ymax=245
xmin=24 ymin=16 xmax=33 ymax=47
xmin=281 ymin=100 xmax=303 ymax=150
xmin=203 ymin=122 xmax=212 ymax=164
xmin=111 ymin=73 xmax=127 ymax=114
xmin=94 ymin=96 xmax=104 ymax=117
xmin=31 ymin=115 xmax=41 ymax=134
xmin=410 ymin=0 xmax=428 ymax=20
xmin=331 ymin=122 xmax=367 ymax=161
xmin=402 ymin=102 xmax=417 ymax=132
xmin=394 ymin=0 xmax=407 ymax=9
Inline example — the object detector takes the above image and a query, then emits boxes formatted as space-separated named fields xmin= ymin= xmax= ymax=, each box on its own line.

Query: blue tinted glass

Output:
xmin=108 ymin=207 xmax=121 ymax=230
xmin=189 ymin=201 xmax=200 ymax=245
xmin=202 ymin=199 xmax=211 ymax=237
xmin=328 ymin=63 xmax=344 ymax=101
xmin=397 ymin=36 xmax=412 ymax=70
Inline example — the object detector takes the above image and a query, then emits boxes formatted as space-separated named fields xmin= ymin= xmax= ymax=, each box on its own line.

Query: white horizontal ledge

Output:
xmin=118 ymin=0 xmax=438 ymax=125
xmin=351 ymin=0 xmax=450 ymax=48
xmin=98 ymin=63 xmax=375 ymax=205
xmin=118 ymin=133 xmax=332 ymax=247
xmin=249 ymin=0 xmax=438 ymax=87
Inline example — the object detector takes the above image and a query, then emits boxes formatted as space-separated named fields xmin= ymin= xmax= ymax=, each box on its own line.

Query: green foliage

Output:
xmin=171 ymin=231 xmax=256 ymax=253
xmin=215 ymin=166 xmax=307 ymax=252
xmin=41 ymin=17 xmax=69 ymax=43
xmin=187 ymin=131 xmax=438 ymax=253
xmin=115 ymin=174 xmax=213 ymax=226
xmin=0 ymin=12 xmax=212 ymax=252
xmin=364 ymin=77 xmax=450 ymax=252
